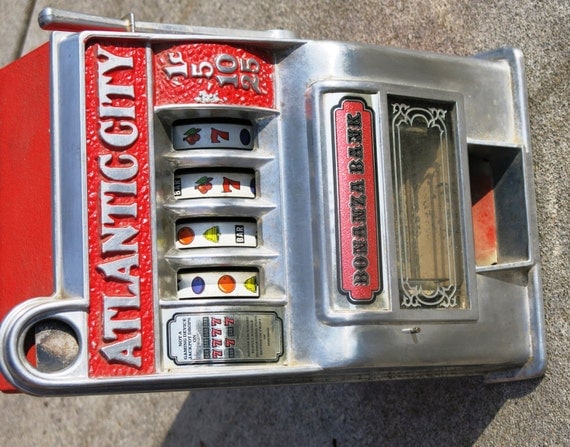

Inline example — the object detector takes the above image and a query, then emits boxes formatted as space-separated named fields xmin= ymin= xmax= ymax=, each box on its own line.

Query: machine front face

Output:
xmin=0 ymin=30 xmax=545 ymax=394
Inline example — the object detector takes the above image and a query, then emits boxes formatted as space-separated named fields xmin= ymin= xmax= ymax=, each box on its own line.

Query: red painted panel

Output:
xmin=153 ymin=43 xmax=275 ymax=108
xmin=0 ymin=44 xmax=53 ymax=392
xmin=84 ymin=40 xmax=155 ymax=377
xmin=470 ymin=158 xmax=498 ymax=266
xmin=333 ymin=98 xmax=382 ymax=302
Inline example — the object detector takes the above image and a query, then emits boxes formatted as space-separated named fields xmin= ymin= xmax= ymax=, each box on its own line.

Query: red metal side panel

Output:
xmin=0 ymin=44 xmax=53 ymax=392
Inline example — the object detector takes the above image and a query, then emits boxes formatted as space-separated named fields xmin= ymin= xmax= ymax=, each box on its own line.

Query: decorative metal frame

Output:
xmin=390 ymin=103 xmax=459 ymax=308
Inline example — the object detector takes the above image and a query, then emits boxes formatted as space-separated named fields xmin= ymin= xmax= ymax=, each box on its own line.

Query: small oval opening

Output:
xmin=23 ymin=319 xmax=79 ymax=373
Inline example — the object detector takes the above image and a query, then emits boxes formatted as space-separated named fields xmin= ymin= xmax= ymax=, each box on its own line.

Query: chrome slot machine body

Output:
xmin=0 ymin=9 xmax=545 ymax=395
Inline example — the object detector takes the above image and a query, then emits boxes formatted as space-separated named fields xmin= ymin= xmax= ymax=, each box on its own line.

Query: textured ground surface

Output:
xmin=0 ymin=1 xmax=568 ymax=446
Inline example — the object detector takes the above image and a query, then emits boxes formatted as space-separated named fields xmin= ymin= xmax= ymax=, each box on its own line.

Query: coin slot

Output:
xmin=173 ymin=169 xmax=256 ymax=199
xmin=176 ymin=218 xmax=257 ymax=249
xmin=468 ymin=144 xmax=528 ymax=267
xmin=172 ymin=119 xmax=254 ymax=150
xmin=177 ymin=268 xmax=260 ymax=299
xmin=22 ymin=319 xmax=80 ymax=373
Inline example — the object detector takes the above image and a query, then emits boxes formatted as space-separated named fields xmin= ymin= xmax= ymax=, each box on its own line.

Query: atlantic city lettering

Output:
xmin=95 ymin=45 xmax=142 ymax=368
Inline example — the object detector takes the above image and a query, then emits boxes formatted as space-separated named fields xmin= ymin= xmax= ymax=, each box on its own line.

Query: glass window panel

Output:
xmin=388 ymin=96 xmax=466 ymax=309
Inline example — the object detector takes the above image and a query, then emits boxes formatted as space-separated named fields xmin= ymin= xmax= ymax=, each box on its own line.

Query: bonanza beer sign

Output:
xmin=333 ymin=97 xmax=382 ymax=303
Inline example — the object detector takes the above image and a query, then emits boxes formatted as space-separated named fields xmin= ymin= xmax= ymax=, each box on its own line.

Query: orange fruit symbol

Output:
xmin=177 ymin=226 xmax=195 ymax=245
xmin=218 ymin=275 xmax=237 ymax=294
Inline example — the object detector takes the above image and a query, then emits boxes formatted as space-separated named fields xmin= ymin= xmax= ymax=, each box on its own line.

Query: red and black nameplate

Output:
xmin=332 ymin=97 xmax=382 ymax=303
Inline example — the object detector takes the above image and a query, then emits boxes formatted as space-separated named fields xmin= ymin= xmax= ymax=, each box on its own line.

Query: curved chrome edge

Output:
xmin=0 ymin=297 xmax=88 ymax=394
xmin=477 ymin=47 xmax=546 ymax=383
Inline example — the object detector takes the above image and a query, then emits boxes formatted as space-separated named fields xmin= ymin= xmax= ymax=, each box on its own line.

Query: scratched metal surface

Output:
xmin=0 ymin=1 xmax=568 ymax=446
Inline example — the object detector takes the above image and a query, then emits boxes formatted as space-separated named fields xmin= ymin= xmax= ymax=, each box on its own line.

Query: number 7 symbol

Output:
xmin=222 ymin=177 xmax=241 ymax=193
xmin=211 ymin=128 xmax=230 ymax=143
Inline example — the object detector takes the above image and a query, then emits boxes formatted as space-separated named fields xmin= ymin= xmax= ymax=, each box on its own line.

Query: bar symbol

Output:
xmin=175 ymin=220 xmax=257 ymax=249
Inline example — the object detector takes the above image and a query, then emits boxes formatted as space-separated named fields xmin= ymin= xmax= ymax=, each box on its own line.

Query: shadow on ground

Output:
xmin=162 ymin=376 xmax=541 ymax=446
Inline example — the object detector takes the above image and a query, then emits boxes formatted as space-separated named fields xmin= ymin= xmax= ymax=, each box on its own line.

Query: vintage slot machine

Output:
xmin=0 ymin=9 xmax=545 ymax=395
